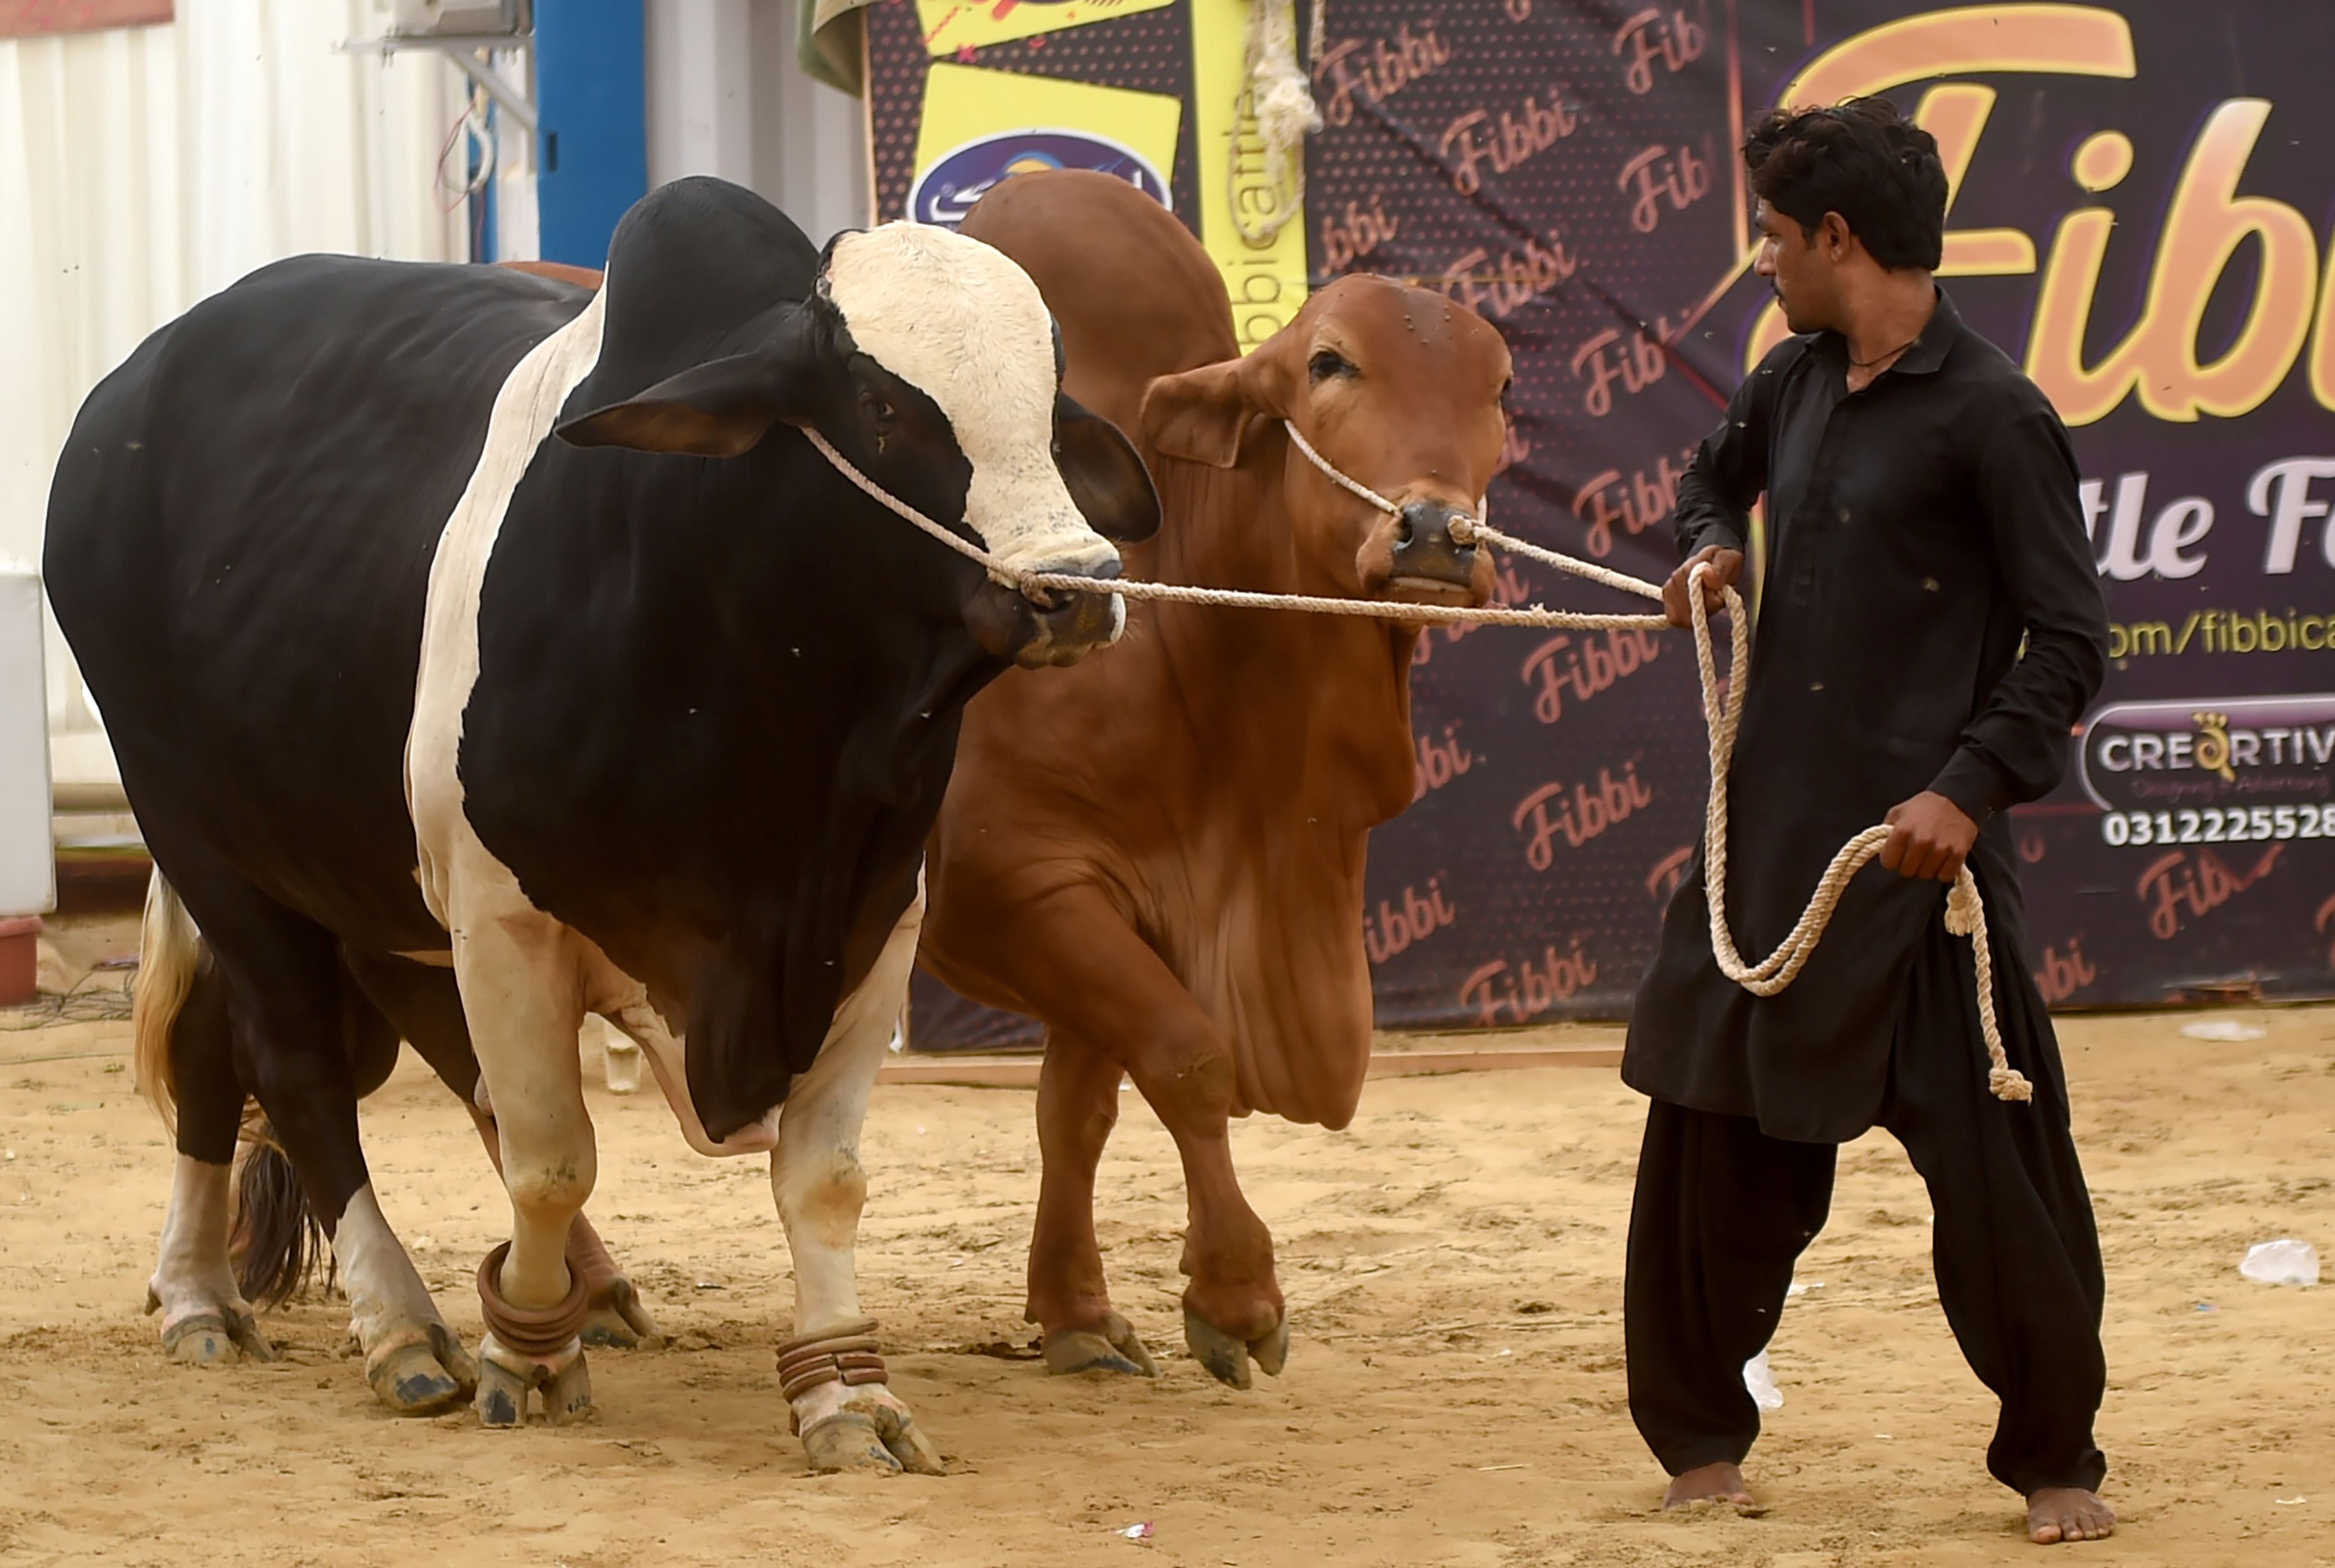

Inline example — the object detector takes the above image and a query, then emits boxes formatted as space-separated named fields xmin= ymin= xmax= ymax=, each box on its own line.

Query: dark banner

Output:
xmin=869 ymin=1 xmax=2335 ymax=1048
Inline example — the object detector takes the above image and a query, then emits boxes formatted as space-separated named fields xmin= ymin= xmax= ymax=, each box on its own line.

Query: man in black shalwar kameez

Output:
xmin=1621 ymin=100 xmax=2116 ymax=1545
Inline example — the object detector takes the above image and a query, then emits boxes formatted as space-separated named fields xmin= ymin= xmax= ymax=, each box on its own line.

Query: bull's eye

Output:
xmin=1308 ymin=349 xmax=1356 ymax=383
xmin=862 ymin=392 xmax=896 ymax=452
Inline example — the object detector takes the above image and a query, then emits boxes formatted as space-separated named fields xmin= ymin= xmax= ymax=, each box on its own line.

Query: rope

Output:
xmin=803 ymin=427 xmax=1667 ymax=632
xmin=1675 ymin=567 xmax=2028 ymax=1100
xmin=800 ymin=420 xmax=2032 ymax=1105
xmin=1229 ymin=0 xmax=1324 ymax=245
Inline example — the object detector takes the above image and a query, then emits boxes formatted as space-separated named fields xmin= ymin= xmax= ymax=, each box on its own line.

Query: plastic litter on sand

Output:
xmin=2239 ymin=1239 xmax=2320 ymax=1286
xmin=2181 ymin=1019 xmax=2267 ymax=1041
xmin=1743 ymin=1350 xmax=1783 ymax=1412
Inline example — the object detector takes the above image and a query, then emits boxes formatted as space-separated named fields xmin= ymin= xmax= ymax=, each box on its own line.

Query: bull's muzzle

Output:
xmin=1371 ymin=500 xmax=1495 ymax=607
xmin=1016 ymin=554 xmax=1126 ymax=667
xmin=962 ymin=545 xmax=1126 ymax=669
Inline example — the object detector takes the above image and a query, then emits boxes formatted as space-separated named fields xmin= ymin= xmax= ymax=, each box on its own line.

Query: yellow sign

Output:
xmin=906 ymin=4 xmax=1310 ymax=357
xmin=1189 ymin=0 xmax=1310 ymax=354
xmin=909 ymin=63 xmax=1182 ymax=228
xmin=1719 ymin=4 xmax=2335 ymax=427
xmin=916 ymin=0 xmax=1174 ymax=56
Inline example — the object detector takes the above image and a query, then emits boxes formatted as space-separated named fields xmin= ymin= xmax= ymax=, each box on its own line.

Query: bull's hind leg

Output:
xmin=770 ymin=884 xmax=943 ymax=1475
xmin=343 ymin=950 xmax=659 ymax=1350
xmin=1028 ymin=1033 xmax=1157 ymax=1377
xmin=144 ymin=953 xmax=275 ymax=1366
xmin=176 ymin=874 xmax=472 ymax=1413
xmin=447 ymin=907 xmax=598 ymax=1428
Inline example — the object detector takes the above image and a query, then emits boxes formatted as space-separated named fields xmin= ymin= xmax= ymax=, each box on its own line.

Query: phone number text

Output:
xmin=2100 ymin=805 xmax=2334 ymax=846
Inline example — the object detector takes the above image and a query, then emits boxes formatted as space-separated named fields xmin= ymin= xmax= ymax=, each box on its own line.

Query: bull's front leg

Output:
xmin=1126 ymin=1023 xmax=1289 ymax=1389
xmin=769 ymin=885 xmax=943 ymax=1476
xmin=453 ymin=909 xmax=599 ymax=1428
xmin=1012 ymin=887 xmax=1287 ymax=1390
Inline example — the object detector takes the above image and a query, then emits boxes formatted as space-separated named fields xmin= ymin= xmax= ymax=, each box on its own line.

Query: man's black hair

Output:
xmin=1744 ymin=97 xmax=1947 ymax=271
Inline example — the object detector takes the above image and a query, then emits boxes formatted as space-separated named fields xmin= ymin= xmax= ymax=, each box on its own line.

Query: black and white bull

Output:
xmin=43 ymin=177 xmax=1156 ymax=1468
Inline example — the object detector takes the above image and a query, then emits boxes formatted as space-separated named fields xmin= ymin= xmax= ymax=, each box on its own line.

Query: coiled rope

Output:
xmin=800 ymin=422 xmax=2031 ymax=1103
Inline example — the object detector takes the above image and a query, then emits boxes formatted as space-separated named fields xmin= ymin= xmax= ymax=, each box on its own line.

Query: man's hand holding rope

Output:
xmin=1881 ymin=794 xmax=1980 ymax=884
xmin=1664 ymin=545 xmax=1743 ymax=629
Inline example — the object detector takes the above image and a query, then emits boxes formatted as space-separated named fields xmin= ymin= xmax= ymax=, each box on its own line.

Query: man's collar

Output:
xmin=1816 ymin=285 xmax=1958 ymax=376
xmin=1889 ymin=286 xmax=1958 ymax=375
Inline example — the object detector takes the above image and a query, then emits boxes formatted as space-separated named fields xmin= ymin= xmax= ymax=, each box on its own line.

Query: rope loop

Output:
xmin=1683 ymin=561 xmax=2030 ymax=1103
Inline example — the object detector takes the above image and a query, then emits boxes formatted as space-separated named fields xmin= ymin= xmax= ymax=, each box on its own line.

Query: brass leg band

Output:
xmin=776 ymin=1317 xmax=888 ymax=1403
xmin=476 ymin=1240 xmax=590 ymax=1357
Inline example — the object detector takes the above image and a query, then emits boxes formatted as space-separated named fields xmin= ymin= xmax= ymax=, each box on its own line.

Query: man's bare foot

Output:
xmin=2028 ymin=1488 xmax=2115 ymax=1543
xmin=1664 ymin=1461 xmax=1757 ymax=1511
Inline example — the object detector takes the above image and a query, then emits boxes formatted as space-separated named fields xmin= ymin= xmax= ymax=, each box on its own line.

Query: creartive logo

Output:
xmin=2079 ymin=694 xmax=2335 ymax=811
xmin=908 ymin=131 xmax=1172 ymax=229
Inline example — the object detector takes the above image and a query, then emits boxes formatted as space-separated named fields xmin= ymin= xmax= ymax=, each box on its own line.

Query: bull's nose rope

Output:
xmin=804 ymin=425 xmax=1666 ymax=630
xmin=801 ymin=422 xmax=2029 ymax=1105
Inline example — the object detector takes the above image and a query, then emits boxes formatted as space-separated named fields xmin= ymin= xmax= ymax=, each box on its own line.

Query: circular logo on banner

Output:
xmin=908 ymin=130 xmax=1172 ymax=230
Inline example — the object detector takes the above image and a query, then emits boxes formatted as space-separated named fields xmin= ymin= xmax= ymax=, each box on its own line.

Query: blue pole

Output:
xmin=534 ymin=0 xmax=649 ymax=266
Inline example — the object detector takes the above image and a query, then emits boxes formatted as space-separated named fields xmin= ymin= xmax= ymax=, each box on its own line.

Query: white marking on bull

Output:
xmin=404 ymin=266 xmax=942 ymax=1452
xmin=825 ymin=224 xmax=1121 ymax=589
xmin=407 ymin=283 xmax=617 ymax=1322
xmin=774 ymin=868 xmax=922 ymax=1334
xmin=333 ymin=1182 xmax=455 ymax=1354
xmin=145 ymin=1153 xmax=250 ymax=1338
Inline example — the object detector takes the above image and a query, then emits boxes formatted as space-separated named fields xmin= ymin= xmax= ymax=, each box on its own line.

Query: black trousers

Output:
xmin=1624 ymin=926 xmax=2109 ymax=1496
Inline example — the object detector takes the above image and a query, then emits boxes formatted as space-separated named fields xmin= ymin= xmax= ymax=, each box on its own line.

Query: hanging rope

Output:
xmin=1674 ymin=563 xmax=2028 ymax=1101
xmin=799 ymin=420 xmax=2032 ymax=1105
xmin=1230 ymin=0 xmax=1325 ymax=245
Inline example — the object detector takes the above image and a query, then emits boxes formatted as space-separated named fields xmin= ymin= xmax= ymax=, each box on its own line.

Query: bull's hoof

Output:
xmin=544 ymin=1349 xmax=594 ymax=1425
xmin=876 ymin=1405 xmax=947 ymax=1476
xmin=472 ymin=1333 xmax=588 ymax=1428
xmin=1184 ymin=1307 xmax=1288 ymax=1390
xmin=162 ymin=1314 xmax=237 ymax=1367
xmin=1250 ymin=1317 xmax=1291 ymax=1378
xmin=365 ymin=1322 xmax=475 ymax=1416
xmin=159 ymin=1308 xmax=276 ymax=1367
xmin=1042 ymin=1312 xmax=1158 ymax=1378
xmin=148 ymin=1283 xmax=277 ymax=1366
xmin=801 ymin=1401 xmax=945 ymax=1477
xmin=580 ymin=1276 xmax=661 ymax=1350
xmin=803 ymin=1410 xmax=901 ymax=1474
xmin=475 ymin=1356 xmax=530 ymax=1429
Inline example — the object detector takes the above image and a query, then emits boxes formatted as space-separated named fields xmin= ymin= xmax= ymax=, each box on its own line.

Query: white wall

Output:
xmin=4 ymin=0 xmax=867 ymax=803
xmin=0 ymin=0 xmax=463 ymax=777
xmin=646 ymin=0 xmax=867 ymax=246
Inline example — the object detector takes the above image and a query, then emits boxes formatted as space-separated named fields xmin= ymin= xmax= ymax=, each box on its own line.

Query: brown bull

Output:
xmin=918 ymin=170 xmax=1512 ymax=1387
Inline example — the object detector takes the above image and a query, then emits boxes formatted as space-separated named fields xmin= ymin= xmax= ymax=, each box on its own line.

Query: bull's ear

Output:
xmin=1057 ymin=393 xmax=1160 ymax=543
xmin=1140 ymin=360 xmax=1256 ymax=468
xmin=556 ymin=308 xmax=820 ymax=458
xmin=1139 ymin=332 xmax=1299 ymax=468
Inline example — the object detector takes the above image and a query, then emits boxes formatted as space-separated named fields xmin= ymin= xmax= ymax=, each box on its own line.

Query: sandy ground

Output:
xmin=1 ymin=966 xmax=2331 ymax=1567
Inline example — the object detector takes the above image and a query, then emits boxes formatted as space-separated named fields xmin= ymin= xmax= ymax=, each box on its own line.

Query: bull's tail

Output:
xmin=231 ymin=1128 xmax=330 ymax=1308
xmin=131 ymin=868 xmax=330 ymax=1307
xmin=131 ymin=867 xmax=201 ymax=1132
